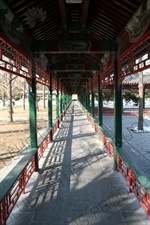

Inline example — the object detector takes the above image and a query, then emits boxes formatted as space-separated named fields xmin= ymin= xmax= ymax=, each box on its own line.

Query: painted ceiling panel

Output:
xmin=1 ymin=0 xmax=146 ymax=93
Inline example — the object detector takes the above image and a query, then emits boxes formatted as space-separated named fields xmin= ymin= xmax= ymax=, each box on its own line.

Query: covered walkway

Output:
xmin=6 ymin=102 xmax=149 ymax=225
xmin=0 ymin=1 xmax=150 ymax=224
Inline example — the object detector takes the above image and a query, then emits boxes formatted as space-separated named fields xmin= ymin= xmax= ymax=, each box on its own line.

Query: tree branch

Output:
xmin=0 ymin=83 xmax=8 ymax=89
xmin=11 ymin=75 xmax=18 ymax=81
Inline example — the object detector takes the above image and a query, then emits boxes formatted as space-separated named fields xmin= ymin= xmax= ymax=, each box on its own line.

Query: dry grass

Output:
xmin=0 ymin=104 xmax=56 ymax=171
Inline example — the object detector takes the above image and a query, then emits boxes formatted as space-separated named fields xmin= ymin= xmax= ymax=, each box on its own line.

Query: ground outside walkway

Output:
xmin=7 ymin=102 xmax=150 ymax=225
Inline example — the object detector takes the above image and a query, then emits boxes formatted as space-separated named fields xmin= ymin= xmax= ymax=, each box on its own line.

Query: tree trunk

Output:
xmin=43 ymin=85 xmax=46 ymax=108
xmin=2 ymin=89 xmax=5 ymax=106
xmin=138 ymin=71 xmax=143 ymax=130
xmin=8 ymin=74 xmax=13 ymax=122
xmin=36 ymin=101 xmax=39 ymax=111
xmin=23 ymin=80 xmax=26 ymax=110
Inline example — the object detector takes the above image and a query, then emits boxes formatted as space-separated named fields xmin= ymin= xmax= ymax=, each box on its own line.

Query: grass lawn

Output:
xmin=0 ymin=105 xmax=56 ymax=171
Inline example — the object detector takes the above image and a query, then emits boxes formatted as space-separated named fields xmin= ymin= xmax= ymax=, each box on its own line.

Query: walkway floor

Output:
xmin=7 ymin=102 xmax=150 ymax=225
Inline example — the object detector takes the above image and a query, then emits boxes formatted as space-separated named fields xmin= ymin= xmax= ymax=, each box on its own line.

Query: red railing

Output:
xmin=0 ymin=109 xmax=67 ymax=225
xmin=117 ymin=155 xmax=150 ymax=218
xmin=106 ymin=141 xmax=114 ymax=158
xmin=0 ymin=156 xmax=35 ymax=225
xmin=99 ymin=131 xmax=114 ymax=157
xmin=38 ymin=133 xmax=51 ymax=160
xmin=95 ymin=123 xmax=98 ymax=135
xmin=99 ymin=131 xmax=107 ymax=146
xmin=85 ymin=108 xmax=150 ymax=219
xmin=52 ymin=120 xmax=59 ymax=135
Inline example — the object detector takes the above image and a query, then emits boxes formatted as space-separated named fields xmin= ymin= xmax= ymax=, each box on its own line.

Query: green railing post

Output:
xmin=84 ymin=92 xmax=86 ymax=110
xmin=65 ymin=94 xmax=67 ymax=107
xmin=91 ymin=81 xmax=94 ymax=117
xmin=69 ymin=95 xmax=70 ymax=104
xmin=83 ymin=94 xmax=85 ymax=107
xmin=67 ymin=95 xmax=69 ymax=105
xmin=80 ymin=95 xmax=82 ymax=105
xmin=48 ymin=91 xmax=52 ymax=127
xmin=92 ymin=93 xmax=95 ymax=118
xmin=64 ymin=94 xmax=66 ymax=110
xmin=84 ymin=93 xmax=87 ymax=113
xmin=63 ymin=94 xmax=66 ymax=111
xmin=48 ymin=75 xmax=53 ymax=140
xmin=65 ymin=94 xmax=68 ymax=108
xmin=85 ymin=86 xmax=88 ymax=111
xmin=79 ymin=95 xmax=82 ymax=105
xmin=70 ymin=95 xmax=72 ymax=103
xmin=87 ymin=93 xmax=90 ymax=113
xmin=98 ymin=73 xmax=103 ymax=126
xmin=66 ymin=94 xmax=68 ymax=108
xmin=60 ymin=93 xmax=62 ymax=114
xmin=56 ymin=89 xmax=59 ymax=119
xmin=28 ymin=65 xmax=38 ymax=171
xmin=114 ymin=55 xmax=122 ymax=169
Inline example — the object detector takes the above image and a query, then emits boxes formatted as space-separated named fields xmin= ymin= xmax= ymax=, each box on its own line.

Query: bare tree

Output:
xmin=0 ymin=72 xmax=17 ymax=122
xmin=2 ymin=88 xmax=6 ymax=106
xmin=16 ymin=78 xmax=27 ymax=110
xmin=8 ymin=74 xmax=14 ymax=122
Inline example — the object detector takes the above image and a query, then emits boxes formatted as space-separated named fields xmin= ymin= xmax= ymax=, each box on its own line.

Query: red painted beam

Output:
xmin=51 ymin=63 xmax=98 ymax=72
xmin=57 ymin=73 xmax=92 ymax=79
xmin=58 ymin=0 xmax=67 ymax=28
xmin=80 ymin=0 xmax=90 ymax=28
xmin=32 ymin=40 xmax=116 ymax=53
xmin=0 ymin=65 xmax=31 ymax=79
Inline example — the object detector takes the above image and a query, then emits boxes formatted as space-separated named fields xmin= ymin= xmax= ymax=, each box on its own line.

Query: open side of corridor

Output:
xmin=6 ymin=102 xmax=150 ymax=225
